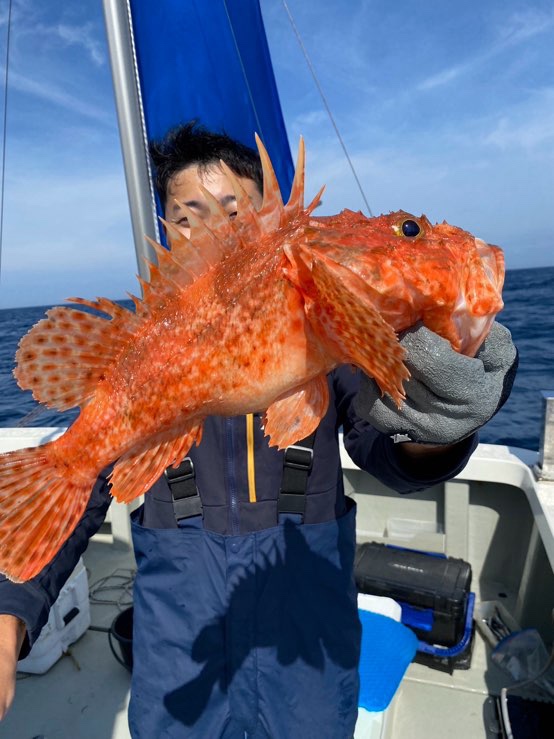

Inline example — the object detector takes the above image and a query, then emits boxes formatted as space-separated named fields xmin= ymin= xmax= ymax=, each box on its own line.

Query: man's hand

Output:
xmin=355 ymin=322 xmax=518 ymax=445
xmin=0 ymin=615 xmax=26 ymax=721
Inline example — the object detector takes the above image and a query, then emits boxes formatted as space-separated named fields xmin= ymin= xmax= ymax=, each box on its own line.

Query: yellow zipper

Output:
xmin=246 ymin=413 xmax=257 ymax=503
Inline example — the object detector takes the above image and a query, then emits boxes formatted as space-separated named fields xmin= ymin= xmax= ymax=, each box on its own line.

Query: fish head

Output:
xmin=303 ymin=209 xmax=505 ymax=356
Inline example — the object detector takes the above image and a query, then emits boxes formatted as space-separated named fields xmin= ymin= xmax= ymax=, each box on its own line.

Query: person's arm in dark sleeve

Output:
xmin=338 ymin=321 xmax=517 ymax=492
xmin=334 ymin=366 xmax=478 ymax=494
xmin=0 ymin=468 xmax=113 ymax=659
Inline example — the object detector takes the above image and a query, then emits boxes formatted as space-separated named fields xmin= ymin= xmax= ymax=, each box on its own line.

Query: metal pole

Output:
xmin=102 ymin=0 xmax=159 ymax=283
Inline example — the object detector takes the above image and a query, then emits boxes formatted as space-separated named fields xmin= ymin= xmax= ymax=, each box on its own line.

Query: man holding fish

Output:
xmin=0 ymin=122 xmax=518 ymax=737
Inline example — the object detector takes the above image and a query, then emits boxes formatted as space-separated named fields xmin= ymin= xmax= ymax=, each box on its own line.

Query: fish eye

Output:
xmin=401 ymin=219 xmax=421 ymax=238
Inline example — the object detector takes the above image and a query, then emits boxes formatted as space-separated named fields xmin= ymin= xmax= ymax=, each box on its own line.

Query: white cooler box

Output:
xmin=17 ymin=557 xmax=90 ymax=674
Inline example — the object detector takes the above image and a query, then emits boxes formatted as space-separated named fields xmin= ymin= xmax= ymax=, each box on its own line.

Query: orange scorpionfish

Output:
xmin=0 ymin=137 xmax=504 ymax=582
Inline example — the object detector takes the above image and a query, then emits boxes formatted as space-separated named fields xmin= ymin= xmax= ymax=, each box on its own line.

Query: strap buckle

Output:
xmin=283 ymin=444 xmax=314 ymax=471
xmin=166 ymin=457 xmax=196 ymax=486
xmin=165 ymin=457 xmax=203 ymax=522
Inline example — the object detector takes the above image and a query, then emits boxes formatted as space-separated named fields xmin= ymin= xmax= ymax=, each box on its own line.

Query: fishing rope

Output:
xmin=87 ymin=568 xmax=135 ymax=636
xmin=0 ymin=0 xmax=14 ymax=284
xmin=88 ymin=568 xmax=135 ymax=610
xmin=279 ymin=0 xmax=374 ymax=217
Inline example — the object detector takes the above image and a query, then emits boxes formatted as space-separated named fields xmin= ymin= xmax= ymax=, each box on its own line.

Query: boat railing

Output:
xmin=1 ymin=391 xmax=553 ymax=564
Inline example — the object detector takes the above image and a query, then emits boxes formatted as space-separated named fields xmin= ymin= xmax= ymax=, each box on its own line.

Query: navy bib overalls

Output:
xmin=129 ymin=499 xmax=360 ymax=738
xmin=128 ymin=370 xmax=365 ymax=738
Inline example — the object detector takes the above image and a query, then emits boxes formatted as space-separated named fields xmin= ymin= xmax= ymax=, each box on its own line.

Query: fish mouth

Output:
xmin=475 ymin=237 xmax=505 ymax=292
xmin=450 ymin=236 xmax=505 ymax=356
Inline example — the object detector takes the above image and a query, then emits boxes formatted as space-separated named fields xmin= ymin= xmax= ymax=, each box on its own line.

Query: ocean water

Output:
xmin=1 ymin=266 xmax=553 ymax=450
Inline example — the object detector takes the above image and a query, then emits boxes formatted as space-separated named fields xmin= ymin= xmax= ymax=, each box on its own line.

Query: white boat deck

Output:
xmin=0 ymin=537 xmax=515 ymax=739
xmin=0 ymin=430 xmax=553 ymax=738
xmin=1 ymin=533 xmax=135 ymax=739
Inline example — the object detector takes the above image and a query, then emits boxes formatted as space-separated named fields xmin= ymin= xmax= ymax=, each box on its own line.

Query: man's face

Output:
xmin=165 ymin=163 xmax=263 ymax=241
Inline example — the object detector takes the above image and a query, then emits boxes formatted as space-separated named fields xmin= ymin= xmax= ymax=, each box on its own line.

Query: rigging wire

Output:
xmin=0 ymin=0 xmax=14 ymax=283
xmin=222 ymin=0 xmax=264 ymax=144
xmin=279 ymin=0 xmax=374 ymax=217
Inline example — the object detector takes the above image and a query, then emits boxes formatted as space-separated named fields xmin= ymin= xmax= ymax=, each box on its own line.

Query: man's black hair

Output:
xmin=149 ymin=121 xmax=263 ymax=207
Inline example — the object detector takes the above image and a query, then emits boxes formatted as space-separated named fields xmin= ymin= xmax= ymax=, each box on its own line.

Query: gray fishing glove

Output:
xmin=355 ymin=322 xmax=518 ymax=445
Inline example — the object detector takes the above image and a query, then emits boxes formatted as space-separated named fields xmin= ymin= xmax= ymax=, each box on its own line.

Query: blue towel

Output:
xmin=358 ymin=609 xmax=418 ymax=712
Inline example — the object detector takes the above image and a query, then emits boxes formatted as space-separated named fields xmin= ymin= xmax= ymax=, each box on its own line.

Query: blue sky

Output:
xmin=0 ymin=0 xmax=552 ymax=308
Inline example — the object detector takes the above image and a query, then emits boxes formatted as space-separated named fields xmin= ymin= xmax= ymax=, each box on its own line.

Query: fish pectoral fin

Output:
xmin=263 ymin=374 xmax=329 ymax=449
xmin=298 ymin=250 xmax=409 ymax=407
xmin=109 ymin=421 xmax=204 ymax=504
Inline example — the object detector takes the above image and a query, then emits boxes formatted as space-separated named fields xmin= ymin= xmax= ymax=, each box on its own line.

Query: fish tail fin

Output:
xmin=0 ymin=443 xmax=96 ymax=582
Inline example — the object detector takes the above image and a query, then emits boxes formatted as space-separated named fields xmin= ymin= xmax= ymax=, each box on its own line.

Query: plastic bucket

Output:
xmin=109 ymin=606 xmax=133 ymax=672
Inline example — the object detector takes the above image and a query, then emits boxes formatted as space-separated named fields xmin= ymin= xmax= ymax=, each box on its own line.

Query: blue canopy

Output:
xmin=128 ymin=0 xmax=294 ymax=200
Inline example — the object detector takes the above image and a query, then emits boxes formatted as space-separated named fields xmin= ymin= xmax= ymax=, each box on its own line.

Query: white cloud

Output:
xmin=290 ymin=109 xmax=328 ymax=131
xmin=424 ymin=86 xmax=554 ymax=159
xmin=484 ymin=89 xmax=554 ymax=151
xmin=55 ymin=23 xmax=105 ymax=67
xmin=497 ymin=7 xmax=554 ymax=44
xmin=417 ymin=6 xmax=554 ymax=92
xmin=1 ymin=168 xmax=135 ymax=277
xmin=417 ymin=62 xmax=473 ymax=92
xmin=2 ymin=0 xmax=106 ymax=67
xmin=486 ymin=115 xmax=554 ymax=151
xmin=5 ymin=68 xmax=113 ymax=125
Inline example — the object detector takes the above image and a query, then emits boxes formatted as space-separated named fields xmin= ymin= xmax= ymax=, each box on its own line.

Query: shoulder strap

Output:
xmin=277 ymin=432 xmax=316 ymax=520
xmin=165 ymin=429 xmax=316 ymax=525
xmin=165 ymin=457 xmax=203 ymax=522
